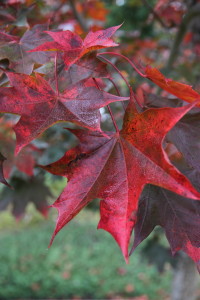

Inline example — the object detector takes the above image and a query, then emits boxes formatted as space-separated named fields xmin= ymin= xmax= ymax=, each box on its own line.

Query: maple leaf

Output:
xmin=0 ymin=176 xmax=51 ymax=219
xmin=0 ymin=24 xmax=52 ymax=74
xmin=0 ymin=72 xmax=128 ymax=153
xmin=132 ymin=183 xmax=200 ymax=270
xmin=0 ymin=117 xmax=38 ymax=177
xmin=144 ymin=66 xmax=200 ymax=106
xmin=41 ymin=89 xmax=200 ymax=262
xmin=28 ymin=25 xmax=121 ymax=70
xmin=36 ymin=53 xmax=109 ymax=92
xmin=0 ymin=152 xmax=10 ymax=187
xmin=142 ymin=93 xmax=200 ymax=174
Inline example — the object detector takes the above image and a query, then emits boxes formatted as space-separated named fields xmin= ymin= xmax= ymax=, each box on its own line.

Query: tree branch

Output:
xmin=68 ymin=0 xmax=88 ymax=33
xmin=166 ymin=4 xmax=200 ymax=71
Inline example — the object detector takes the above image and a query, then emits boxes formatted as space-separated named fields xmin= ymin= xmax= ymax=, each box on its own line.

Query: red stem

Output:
xmin=108 ymin=78 xmax=126 ymax=111
xmin=98 ymin=55 xmax=131 ymax=88
xmin=98 ymin=52 xmax=147 ymax=78
xmin=108 ymin=78 xmax=120 ymax=96
xmin=55 ymin=51 xmax=59 ymax=97
xmin=93 ymin=78 xmax=119 ymax=133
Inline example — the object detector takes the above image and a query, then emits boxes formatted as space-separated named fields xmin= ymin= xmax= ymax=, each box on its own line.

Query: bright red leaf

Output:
xmin=145 ymin=66 xmax=200 ymax=105
xmin=29 ymin=25 xmax=121 ymax=69
xmin=41 ymin=89 xmax=200 ymax=262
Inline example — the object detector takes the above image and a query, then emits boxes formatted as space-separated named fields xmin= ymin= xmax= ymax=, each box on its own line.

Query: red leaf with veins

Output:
xmin=0 ymin=72 xmax=128 ymax=153
xmin=29 ymin=25 xmax=121 ymax=70
xmin=41 ymin=89 xmax=200 ymax=262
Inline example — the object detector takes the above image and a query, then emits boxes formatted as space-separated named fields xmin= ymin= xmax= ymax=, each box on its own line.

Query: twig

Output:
xmin=69 ymin=0 xmax=88 ymax=33
xmin=166 ymin=4 xmax=200 ymax=71
xmin=93 ymin=78 xmax=119 ymax=133
xmin=142 ymin=0 xmax=168 ymax=29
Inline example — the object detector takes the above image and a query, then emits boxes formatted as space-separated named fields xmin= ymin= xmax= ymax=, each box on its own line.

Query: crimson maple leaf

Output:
xmin=28 ymin=25 xmax=121 ymax=69
xmin=41 ymin=89 xmax=200 ymax=262
xmin=0 ymin=72 xmax=128 ymax=153
xmin=142 ymin=92 xmax=200 ymax=174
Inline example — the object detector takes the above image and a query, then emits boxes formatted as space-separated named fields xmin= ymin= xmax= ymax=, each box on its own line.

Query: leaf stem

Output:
xmin=93 ymin=78 xmax=119 ymax=133
xmin=108 ymin=77 xmax=126 ymax=111
xmin=166 ymin=4 xmax=200 ymax=71
xmin=98 ymin=52 xmax=147 ymax=78
xmin=55 ymin=51 xmax=59 ymax=97
xmin=98 ymin=55 xmax=143 ymax=109
xmin=98 ymin=55 xmax=130 ymax=88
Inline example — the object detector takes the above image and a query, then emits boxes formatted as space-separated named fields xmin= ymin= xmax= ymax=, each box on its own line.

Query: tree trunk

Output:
xmin=171 ymin=253 xmax=199 ymax=300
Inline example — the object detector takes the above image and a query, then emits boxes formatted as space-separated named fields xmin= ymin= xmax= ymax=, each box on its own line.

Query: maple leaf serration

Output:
xmin=41 ymin=89 xmax=200 ymax=262
xmin=29 ymin=25 xmax=121 ymax=70
xmin=0 ymin=72 xmax=128 ymax=153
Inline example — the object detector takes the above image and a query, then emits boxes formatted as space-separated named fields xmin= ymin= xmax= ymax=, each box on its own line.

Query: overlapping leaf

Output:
xmin=0 ymin=118 xmax=38 ymax=178
xmin=132 ymin=183 xmax=200 ymax=270
xmin=0 ymin=177 xmax=51 ymax=219
xmin=144 ymin=66 xmax=200 ymax=105
xmin=36 ymin=53 xmax=109 ymax=91
xmin=143 ymin=93 xmax=200 ymax=174
xmin=0 ymin=24 xmax=52 ymax=74
xmin=29 ymin=25 xmax=121 ymax=69
xmin=0 ymin=72 xmax=128 ymax=153
xmin=41 ymin=89 xmax=200 ymax=261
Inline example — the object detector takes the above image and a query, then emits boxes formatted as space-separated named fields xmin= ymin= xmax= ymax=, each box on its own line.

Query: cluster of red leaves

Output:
xmin=1 ymin=21 xmax=200 ymax=270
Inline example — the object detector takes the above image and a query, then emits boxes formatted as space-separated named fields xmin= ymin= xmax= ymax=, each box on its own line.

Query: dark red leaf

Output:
xmin=0 ymin=72 xmax=128 ymax=153
xmin=132 ymin=184 xmax=200 ymax=270
xmin=41 ymin=89 xmax=200 ymax=262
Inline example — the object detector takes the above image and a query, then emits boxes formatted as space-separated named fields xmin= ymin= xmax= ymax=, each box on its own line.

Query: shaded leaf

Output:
xmin=132 ymin=183 xmax=200 ymax=270
xmin=0 ymin=176 xmax=51 ymax=219
xmin=36 ymin=53 xmax=109 ymax=91
xmin=0 ymin=24 xmax=52 ymax=74
xmin=143 ymin=93 xmax=200 ymax=174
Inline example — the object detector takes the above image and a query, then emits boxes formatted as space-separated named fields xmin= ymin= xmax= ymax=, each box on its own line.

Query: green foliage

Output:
xmin=105 ymin=0 xmax=154 ymax=37
xmin=0 ymin=211 xmax=171 ymax=299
